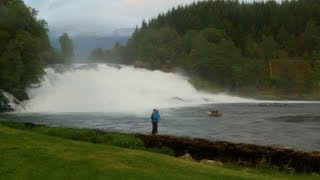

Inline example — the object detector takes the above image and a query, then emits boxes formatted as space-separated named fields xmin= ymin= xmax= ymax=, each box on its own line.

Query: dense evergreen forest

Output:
xmin=0 ymin=0 xmax=74 ymax=109
xmin=91 ymin=0 xmax=320 ymax=98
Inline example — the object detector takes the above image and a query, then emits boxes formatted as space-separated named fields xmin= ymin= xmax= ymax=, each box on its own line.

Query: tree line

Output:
xmin=0 ymin=0 xmax=75 ymax=103
xmin=90 ymin=0 xmax=320 ymax=98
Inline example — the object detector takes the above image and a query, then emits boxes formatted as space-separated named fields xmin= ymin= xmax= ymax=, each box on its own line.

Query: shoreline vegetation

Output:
xmin=188 ymin=75 xmax=320 ymax=101
xmin=89 ymin=0 xmax=320 ymax=100
xmin=0 ymin=120 xmax=319 ymax=177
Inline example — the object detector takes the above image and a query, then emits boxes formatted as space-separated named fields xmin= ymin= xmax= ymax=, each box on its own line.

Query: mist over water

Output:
xmin=4 ymin=63 xmax=320 ymax=150
xmin=17 ymin=64 xmax=254 ymax=114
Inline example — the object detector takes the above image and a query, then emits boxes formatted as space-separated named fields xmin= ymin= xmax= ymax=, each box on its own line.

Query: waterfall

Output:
xmin=16 ymin=63 xmax=254 ymax=113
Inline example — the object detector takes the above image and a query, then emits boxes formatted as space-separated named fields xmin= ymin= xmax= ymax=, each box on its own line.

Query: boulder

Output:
xmin=0 ymin=101 xmax=13 ymax=113
xmin=200 ymin=159 xmax=223 ymax=166
xmin=179 ymin=153 xmax=195 ymax=161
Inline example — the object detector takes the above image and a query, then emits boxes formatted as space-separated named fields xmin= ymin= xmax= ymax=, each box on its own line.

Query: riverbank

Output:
xmin=0 ymin=120 xmax=319 ymax=177
xmin=189 ymin=75 xmax=320 ymax=101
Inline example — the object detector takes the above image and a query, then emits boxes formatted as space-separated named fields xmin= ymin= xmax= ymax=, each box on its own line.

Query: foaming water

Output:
xmin=1 ymin=90 xmax=20 ymax=109
xmin=3 ymin=63 xmax=320 ymax=150
xmin=16 ymin=64 xmax=254 ymax=113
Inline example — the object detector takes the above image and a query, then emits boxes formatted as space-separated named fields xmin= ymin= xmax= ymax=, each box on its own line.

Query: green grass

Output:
xmin=0 ymin=121 xmax=174 ymax=156
xmin=0 ymin=123 xmax=318 ymax=179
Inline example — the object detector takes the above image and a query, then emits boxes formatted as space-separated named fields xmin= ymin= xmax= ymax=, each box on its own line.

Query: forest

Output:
xmin=0 ymin=0 xmax=74 ymax=107
xmin=0 ymin=0 xmax=51 ymax=102
xmin=90 ymin=0 xmax=320 ymax=98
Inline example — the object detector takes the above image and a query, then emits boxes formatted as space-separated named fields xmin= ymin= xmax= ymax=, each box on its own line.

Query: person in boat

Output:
xmin=211 ymin=108 xmax=217 ymax=114
xmin=208 ymin=108 xmax=220 ymax=116
xmin=150 ymin=109 xmax=160 ymax=134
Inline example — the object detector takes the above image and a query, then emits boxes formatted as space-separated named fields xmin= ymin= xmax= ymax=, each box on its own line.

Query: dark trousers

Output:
xmin=152 ymin=122 xmax=158 ymax=134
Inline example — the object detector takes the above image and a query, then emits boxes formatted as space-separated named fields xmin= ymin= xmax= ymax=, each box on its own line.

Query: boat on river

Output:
xmin=207 ymin=110 xmax=222 ymax=117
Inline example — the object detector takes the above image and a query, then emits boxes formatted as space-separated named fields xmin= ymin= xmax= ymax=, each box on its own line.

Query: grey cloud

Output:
xmin=24 ymin=0 xmax=267 ymax=36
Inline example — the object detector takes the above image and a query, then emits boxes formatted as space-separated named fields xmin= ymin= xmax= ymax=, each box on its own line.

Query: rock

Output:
xmin=200 ymin=159 xmax=223 ymax=166
xmin=133 ymin=61 xmax=145 ymax=68
xmin=179 ymin=153 xmax=195 ymax=161
xmin=135 ymin=133 xmax=320 ymax=173
xmin=172 ymin=97 xmax=184 ymax=101
xmin=0 ymin=101 xmax=13 ymax=113
xmin=0 ymin=91 xmax=18 ymax=113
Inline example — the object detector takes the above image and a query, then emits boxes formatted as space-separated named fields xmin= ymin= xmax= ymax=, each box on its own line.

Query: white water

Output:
xmin=1 ymin=90 xmax=21 ymax=109
xmin=17 ymin=64 xmax=255 ymax=113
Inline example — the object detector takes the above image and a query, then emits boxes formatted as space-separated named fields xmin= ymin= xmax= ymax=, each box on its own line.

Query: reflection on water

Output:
xmin=1 ymin=103 xmax=320 ymax=151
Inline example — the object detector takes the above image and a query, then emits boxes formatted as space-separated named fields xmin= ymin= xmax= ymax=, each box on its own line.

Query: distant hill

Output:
xmin=73 ymin=35 xmax=129 ymax=59
xmin=49 ymin=27 xmax=134 ymax=59
xmin=50 ymin=35 xmax=129 ymax=59
xmin=112 ymin=28 xmax=135 ymax=37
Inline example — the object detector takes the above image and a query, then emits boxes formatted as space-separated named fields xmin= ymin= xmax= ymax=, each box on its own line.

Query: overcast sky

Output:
xmin=24 ymin=0 xmax=268 ymax=36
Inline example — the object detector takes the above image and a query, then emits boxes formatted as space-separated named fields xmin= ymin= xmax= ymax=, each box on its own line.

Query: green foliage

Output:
xmin=147 ymin=146 xmax=175 ymax=156
xmin=0 ymin=0 xmax=53 ymax=101
xmin=188 ymin=75 xmax=221 ymax=93
xmin=1 ymin=121 xmax=145 ymax=150
xmin=58 ymin=33 xmax=74 ymax=64
xmin=88 ymin=48 xmax=105 ymax=61
xmin=259 ymin=36 xmax=278 ymax=61
xmin=0 ymin=121 xmax=175 ymax=156
xmin=88 ymin=42 xmax=126 ymax=63
xmin=1 ymin=123 xmax=318 ymax=179
xmin=1 ymin=120 xmax=28 ymax=129
xmin=107 ymin=0 xmax=320 ymax=97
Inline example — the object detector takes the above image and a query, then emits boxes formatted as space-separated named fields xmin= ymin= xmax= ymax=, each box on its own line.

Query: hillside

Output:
xmin=105 ymin=0 xmax=320 ymax=99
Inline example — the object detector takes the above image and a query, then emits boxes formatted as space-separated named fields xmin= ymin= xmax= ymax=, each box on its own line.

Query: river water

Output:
xmin=1 ymin=64 xmax=319 ymax=151
xmin=1 ymin=103 xmax=319 ymax=151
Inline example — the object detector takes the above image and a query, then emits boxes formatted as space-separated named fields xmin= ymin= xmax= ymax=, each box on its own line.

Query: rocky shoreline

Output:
xmin=1 ymin=120 xmax=318 ymax=173
xmin=135 ymin=134 xmax=319 ymax=173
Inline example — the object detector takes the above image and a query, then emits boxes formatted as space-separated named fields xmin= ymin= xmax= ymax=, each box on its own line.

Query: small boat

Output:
xmin=207 ymin=111 xmax=222 ymax=117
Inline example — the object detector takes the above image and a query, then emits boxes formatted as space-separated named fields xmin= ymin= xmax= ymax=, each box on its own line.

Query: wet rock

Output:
xmin=172 ymin=97 xmax=184 ymax=101
xmin=133 ymin=61 xmax=145 ymax=68
xmin=200 ymin=159 xmax=223 ymax=166
xmin=179 ymin=153 xmax=195 ymax=161
xmin=0 ymin=101 xmax=13 ymax=113
xmin=107 ymin=63 xmax=122 ymax=69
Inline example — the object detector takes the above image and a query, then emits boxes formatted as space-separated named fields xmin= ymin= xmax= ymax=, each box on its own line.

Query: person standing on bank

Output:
xmin=151 ymin=109 xmax=160 ymax=134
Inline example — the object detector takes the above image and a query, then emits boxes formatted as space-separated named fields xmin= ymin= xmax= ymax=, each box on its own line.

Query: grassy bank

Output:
xmin=0 ymin=121 xmax=318 ymax=179
xmin=189 ymin=76 xmax=320 ymax=100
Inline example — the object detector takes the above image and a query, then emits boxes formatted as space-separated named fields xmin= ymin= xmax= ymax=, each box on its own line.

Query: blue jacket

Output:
xmin=152 ymin=111 xmax=160 ymax=122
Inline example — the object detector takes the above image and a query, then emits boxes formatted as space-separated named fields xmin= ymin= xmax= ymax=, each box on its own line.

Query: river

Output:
xmin=1 ymin=64 xmax=319 ymax=151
